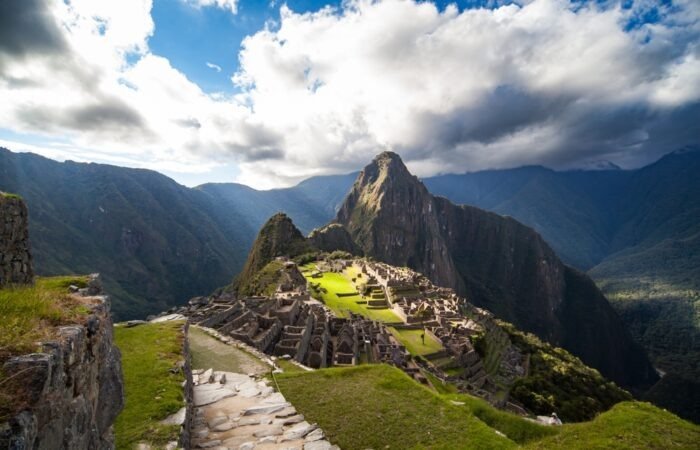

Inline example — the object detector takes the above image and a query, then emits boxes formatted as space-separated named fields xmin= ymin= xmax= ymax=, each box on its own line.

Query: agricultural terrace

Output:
xmin=300 ymin=263 xmax=401 ymax=323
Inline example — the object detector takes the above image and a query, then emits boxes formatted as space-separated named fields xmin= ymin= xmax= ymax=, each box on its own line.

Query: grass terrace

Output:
xmin=388 ymin=327 xmax=444 ymax=356
xmin=301 ymin=263 xmax=401 ymax=323
xmin=114 ymin=321 xmax=187 ymax=449
xmin=0 ymin=275 xmax=91 ymax=420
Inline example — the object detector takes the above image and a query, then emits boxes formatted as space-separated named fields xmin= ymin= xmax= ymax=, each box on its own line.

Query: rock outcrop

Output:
xmin=0 ymin=193 xmax=33 ymax=286
xmin=0 ymin=275 xmax=124 ymax=449
xmin=335 ymin=151 xmax=657 ymax=390
xmin=308 ymin=223 xmax=360 ymax=255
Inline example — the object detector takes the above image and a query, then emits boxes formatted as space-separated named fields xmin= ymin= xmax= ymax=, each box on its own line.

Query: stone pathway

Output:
xmin=192 ymin=369 xmax=338 ymax=450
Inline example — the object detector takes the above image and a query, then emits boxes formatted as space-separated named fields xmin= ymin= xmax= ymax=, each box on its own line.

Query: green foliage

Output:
xmin=293 ymin=252 xmax=320 ymax=265
xmin=500 ymin=322 xmax=632 ymax=422
xmin=0 ymin=191 xmax=21 ymax=199
xmin=114 ymin=321 xmax=186 ymax=449
xmin=327 ymin=250 xmax=353 ymax=260
xmin=237 ymin=261 xmax=284 ymax=297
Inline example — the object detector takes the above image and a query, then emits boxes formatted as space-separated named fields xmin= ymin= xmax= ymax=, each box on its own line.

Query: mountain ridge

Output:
xmin=334 ymin=151 xmax=657 ymax=391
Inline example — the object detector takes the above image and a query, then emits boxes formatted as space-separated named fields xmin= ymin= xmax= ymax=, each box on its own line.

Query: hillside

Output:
xmin=275 ymin=365 xmax=700 ymax=450
xmin=0 ymin=148 xmax=350 ymax=319
xmin=334 ymin=152 xmax=657 ymax=392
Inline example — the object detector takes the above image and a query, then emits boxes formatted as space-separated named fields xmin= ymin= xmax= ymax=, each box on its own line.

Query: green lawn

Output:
xmin=389 ymin=327 xmax=444 ymax=356
xmin=275 ymin=364 xmax=516 ymax=449
xmin=114 ymin=321 xmax=186 ymax=449
xmin=302 ymin=265 xmax=401 ymax=323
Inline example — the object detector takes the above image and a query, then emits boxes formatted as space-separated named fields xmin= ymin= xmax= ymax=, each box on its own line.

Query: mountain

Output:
xmin=423 ymin=148 xmax=700 ymax=404
xmin=334 ymin=151 xmax=657 ymax=391
xmin=232 ymin=212 xmax=313 ymax=295
xmin=0 ymin=148 xmax=353 ymax=319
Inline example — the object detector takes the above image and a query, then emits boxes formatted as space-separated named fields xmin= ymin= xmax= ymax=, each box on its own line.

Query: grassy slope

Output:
xmin=388 ymin=327 xmax=444 ymax=355
xmin=302 ymin=264 xmax=401 ymax=322
xmin=114 ymin=321 xmax=186 ymax=449
xmin=526 ymin=402 xmax=700 ymax=450
xmin=275 ymin=364 xmax=516 ymax=449
xmin=275 ymin=364 xmax=700 ymax=450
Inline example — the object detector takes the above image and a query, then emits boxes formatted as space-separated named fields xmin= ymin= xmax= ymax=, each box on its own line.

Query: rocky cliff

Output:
xmin=335 ymin=152 xmax=657 ymax=390
xmin=0 ymin=275 xmax=124 ymax=449
xmin=0 ymin=193 xmax=33 ymax=286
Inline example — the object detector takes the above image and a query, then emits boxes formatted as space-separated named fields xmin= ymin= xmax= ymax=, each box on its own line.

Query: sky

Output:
xmin=0 ymin=0 xmax=699 ymax=189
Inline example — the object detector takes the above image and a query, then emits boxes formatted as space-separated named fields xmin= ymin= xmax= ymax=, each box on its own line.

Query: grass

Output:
xmin=301 ymin=264 xmax=401 ymax=323
xmin=0 ymin=276 xmax=91 ymax=359
xmin=188 ymin=327 xmax=269 ymax=375
xmin=388 ymin=327 xmax=444 ymax=356
xmin=0 ymin=192 xmax=21 ymax=199
xmin=274 ymin=364 xmax=700 ymax=450
xmin=0 ymin=275 xmax=90 ymax=420
xmin=276 ymin=358 xmax=307 ymax=373
xmin=525 ymin=401 xmax=700 ymax=450
xmin=275 ymin=364 xmax=516 ymax=449
xmin=114 ymin=321 xmax=186 ymax=449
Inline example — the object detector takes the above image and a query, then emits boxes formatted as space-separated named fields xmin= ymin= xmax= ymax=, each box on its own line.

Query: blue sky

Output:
xmin=0 ymin=0 xmax=698 ymax=189
xmin=148 ymin=0 xmax=483 ymax=95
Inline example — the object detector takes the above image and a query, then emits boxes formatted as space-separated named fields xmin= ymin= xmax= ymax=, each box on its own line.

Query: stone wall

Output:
xmin=0 ymin=193 xmax=33 ymax=286
xmin=180 ymin=321 xmax=194 ymax=449
xmin=0 ymin=275 xmax=124 ymax=449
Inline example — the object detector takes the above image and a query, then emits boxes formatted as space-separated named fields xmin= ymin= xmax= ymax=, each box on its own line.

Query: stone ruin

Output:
xmin=0 ymin=193 xmax=33 ymax=286
xmin=166 ymin=258 xmax=533 ymax=414
xmin=172 ymin=261 xmax=412 ymax=376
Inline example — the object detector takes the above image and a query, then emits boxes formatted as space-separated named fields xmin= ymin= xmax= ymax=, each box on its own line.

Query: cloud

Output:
xmin=229 ymin=0 xmax=700 ymax=184
xmin=0 ymin=0 xmax=699 ymax=189
xmin=185 ymin=0 xmax=238 ymax=15
xmin=206 ymin=62 xmax=222 ymax=72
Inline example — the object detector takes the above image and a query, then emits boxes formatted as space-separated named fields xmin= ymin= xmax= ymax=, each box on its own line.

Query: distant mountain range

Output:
xmin=1 ymin=146 xmax=698 ymax=417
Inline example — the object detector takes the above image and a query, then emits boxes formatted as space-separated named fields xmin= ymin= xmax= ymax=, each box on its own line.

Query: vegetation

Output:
xmin=236 ymin=260 xmax=285 ymax=297
xmin=301 ymin=264 xmax=401 ymax=322
xmin=388 ymin=327 xmax=443 ymax=355
xmin=188 ymin=326 xmax=269 ymax=375
xmin=275 ymin=364 xmax=517 ymax=449
xmin=0 ymin=275 xmax=90 ymax=420
xmin=0 ymin=276 xmax=89 ymax=361
xmin=0 ymin=191 xmax=21 ymax=199
xmin=114 ymin=321 xmax=186 ymax=449
xmin=525 ymin=401 xmax=700 ymax=450
xmin=275 ymin=364 xmax=700 ymax=449
xmin=500 ymin=321 xmax=632 ymax=422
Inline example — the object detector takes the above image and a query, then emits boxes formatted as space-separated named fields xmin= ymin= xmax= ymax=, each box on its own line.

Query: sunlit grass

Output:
xmin=301 ymin=263 xmax=401 ymax=323
xmin=114 ymin=321 xmax=185 ymax=449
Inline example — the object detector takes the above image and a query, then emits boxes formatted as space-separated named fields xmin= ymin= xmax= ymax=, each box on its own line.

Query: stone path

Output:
xmin=192 ymin=369 xmax=338 ymax=450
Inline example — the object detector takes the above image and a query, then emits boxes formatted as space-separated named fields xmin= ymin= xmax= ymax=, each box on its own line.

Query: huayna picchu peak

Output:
xmin=335 ymin=152 xmax=658 ymax=391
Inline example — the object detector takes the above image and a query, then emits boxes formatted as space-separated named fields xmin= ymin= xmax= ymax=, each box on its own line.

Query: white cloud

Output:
xmin=185 ymin=0 xmax=238 ymax=15
xmin=206 ymin=61 xmax=222 ymax=72
xmin=0 ymin=0 xmax=698 ymax=189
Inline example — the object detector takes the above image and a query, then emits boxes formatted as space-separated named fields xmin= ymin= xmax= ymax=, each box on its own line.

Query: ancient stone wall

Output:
xmin=0 ymin=193 xmax=33 ymax=286
xmin=0 ymin=276 xmax=124 ymax=449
